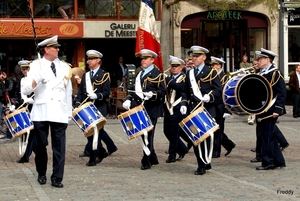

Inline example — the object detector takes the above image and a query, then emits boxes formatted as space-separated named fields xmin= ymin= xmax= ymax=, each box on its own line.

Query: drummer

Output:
xmin=74 ymin=50 xmax=112 ymax=166
xmin=163 ymin=56 xmax=188 ymax=163
xmin=254 ymin=48 xmax=286 ymax=170
xmin=185 ymin=45 xmax=222 ymax=175
xmin=122 ymin=49 xmax=165 ymax=170
xmin=15 ymin=60 xmax=36 ymax=163
xmin=210 ymin=56 xmax=236 ymax=158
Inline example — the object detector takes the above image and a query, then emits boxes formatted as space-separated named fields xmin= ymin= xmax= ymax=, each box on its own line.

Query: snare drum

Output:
xmin=179 ymin=106 xmax=219 ymax=146
xmin=4 ymin=107 xmax=34 ymax=138
xmin=223 ymin=74 xmax=273 ymax=115
xmin=72 ymin=102 xmax=107 ymax=137
xmin=118 ymin=105 xmax=153 ymax=140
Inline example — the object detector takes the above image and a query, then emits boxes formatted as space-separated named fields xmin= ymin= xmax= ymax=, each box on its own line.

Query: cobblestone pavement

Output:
xmin=0 ymin=106 xmax=299 ymax=201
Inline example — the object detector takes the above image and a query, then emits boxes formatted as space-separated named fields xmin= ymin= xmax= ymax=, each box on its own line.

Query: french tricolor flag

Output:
xmin=135 ymin=0 xmax=163 ymax=71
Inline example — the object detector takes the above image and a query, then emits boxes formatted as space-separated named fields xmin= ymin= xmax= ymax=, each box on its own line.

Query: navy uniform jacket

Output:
xmin=127 ymin=66 xmax=165 ymax=119
xmin=186 ymin=65 xmax=222 ymax=117
xmin=215 ymin=71 xmax=230 ymax=115
xmin=258 ymin=65 xmax=286 ymax=118
xmin=75 ymin=69 xmax=110 ymax=116
xmin=163 ymin=72 xmax=187 ymax=118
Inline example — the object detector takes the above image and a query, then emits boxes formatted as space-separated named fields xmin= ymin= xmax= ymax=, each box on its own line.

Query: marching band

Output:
xmin=5 ymin=35 xmax=289 ymax=187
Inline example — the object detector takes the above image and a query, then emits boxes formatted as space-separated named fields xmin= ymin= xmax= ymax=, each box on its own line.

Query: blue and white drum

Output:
xmin=223 ymin=74 xmax=273 ymax=115
xmin=179 ymin=106 xmax=219 ymax=146
xmin=72 ymin=102 xmax=107 ymax=137
xmin=4 ymin=108 xmax=34 ymax=138
xmin=118 ymin=105 xmax=153 ymax=140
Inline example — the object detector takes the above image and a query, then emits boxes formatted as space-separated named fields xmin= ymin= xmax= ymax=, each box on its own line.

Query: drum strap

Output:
xmin=198 ymin=132 xmax=214 ymax=164
xmin=92 ymin=125 xmax=99 ymax=151
xmin=135 ymin=72 xmax=144 ymax=100
xmin=165 ymin=75 xmax=183 ymax=115
xmin=189 ymin=69 xmax=203 ymax=100
xmin=85 ymin=72 xmax=94 ymax=94
xmin=18 ymin=130 xmax=30 ymax=156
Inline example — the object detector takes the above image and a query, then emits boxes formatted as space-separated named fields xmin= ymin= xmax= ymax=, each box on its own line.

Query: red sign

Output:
xmin=0 ymin=21 xmax=83 ymax=38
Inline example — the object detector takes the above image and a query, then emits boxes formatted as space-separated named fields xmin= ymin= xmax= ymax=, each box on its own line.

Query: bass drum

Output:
xmin=223 ymin=73 xmax=273 ymax=115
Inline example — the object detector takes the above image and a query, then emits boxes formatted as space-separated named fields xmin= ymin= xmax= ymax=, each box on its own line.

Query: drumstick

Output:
xmin=127 ymin=90 xmax=144 ymax=94
xmin=190 ymin=90 xmax=213 ymax=114
xmin=16 ymin=94 xmax=35 ymax=110
xmin=78 ymin=89 xmax=97 ymax=107
xmin=257 ymin=115 xmax=274 ymax=122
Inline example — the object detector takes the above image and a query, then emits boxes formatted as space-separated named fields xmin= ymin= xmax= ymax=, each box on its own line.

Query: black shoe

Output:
xmin=281 ymin=144 xmax=289 ymax=151
xmin=16 ymin=158 xmax=29 ymax=163
xmin=194 ymin=168 xmax=206 ymax=175
xmin=151 ymin=161 xmax=159 ymax=166
xmin=166 ymin=158 xmax=176 ymax=163
xmin=225 ymin=144 xmax=236 ymax=156
xmin=205 ymin=163 xmax=212 ymax=170
xmin=51 ymin=180 xmax=63 ymax=188
xmin=79 ymin=153 xmax=89 ymax=157
xmin=176 ymin=154 xmax=185 ymax=161
xmin=37 ymin=175 xmax=47 ymax=185
xmin=95 ymin=157 xmax=105 ymax=164
xmin=86 ymin=161 xmax=96 ymax=166
xmin=256 ymin=164 xmax=276 ymax=170
xmin=275 ymin=164 xmax=286 ymax=168
xmin=107 ymin=148 xmax=118 ymax=156
xmin=293 ymin=115 xmax=298 ymax=118
xmin=141 ymin=165 xmax=151 ymax=170
xmin=250 ymin=158 xmax=262 ymax=163
xmin=251 ymin=148 xmax=256 ymax=152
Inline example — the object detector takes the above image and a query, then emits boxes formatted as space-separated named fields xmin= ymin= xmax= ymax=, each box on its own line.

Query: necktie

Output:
xmin=90 ymin=71 xmax=94 ymax=77
xmin=51 ymin=62 xmax=56 ymax=76
xmin=195 ymin=68 xmax=199 ymax=76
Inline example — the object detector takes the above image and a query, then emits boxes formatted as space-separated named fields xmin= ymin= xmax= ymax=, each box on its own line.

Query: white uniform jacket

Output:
xmin=21 ymin=57 xmax=72 ymax=123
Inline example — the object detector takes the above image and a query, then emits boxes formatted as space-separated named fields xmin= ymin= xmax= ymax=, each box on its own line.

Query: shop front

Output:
xmin=181 ymin=10 xmax=268 ymax=72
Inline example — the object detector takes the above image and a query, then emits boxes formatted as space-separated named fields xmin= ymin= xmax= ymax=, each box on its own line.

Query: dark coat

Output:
xmin=185 ymin=65 xmax=223 ymax=118
xmin=288 ymin=71 xmax=300 ymax=94
xmin=75 ymin=68 xmax=110 ymax=116
xmin=258 ymin=65 xmax=286 ymax=117
xmin=127 ymin=66 xmax=165 ymax=119
xmin=163 ymin=72 xmax=187 ymax=118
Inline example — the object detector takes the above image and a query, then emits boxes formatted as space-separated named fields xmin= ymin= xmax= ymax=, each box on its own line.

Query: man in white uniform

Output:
xmin=22 ymin=35 xmax=72 ymax=188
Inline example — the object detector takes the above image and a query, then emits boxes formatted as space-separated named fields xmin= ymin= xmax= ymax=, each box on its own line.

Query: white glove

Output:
xmin=202 ymin=94 xmax=210 ymax=103
xmin=33 ymin=70 xmax=48 ymax=84
xmin=88 ymin=93 xmax=97 ymax=100
xmin=144 ymin=91 xmax=153 ymax=99
xmin=223 ymin=113 xmax=231 ymax=118
xmin=122 ymin=100 xmax=131 ymax=110
xmin=9 ymin=105 xmax=15 ymax=112
xmin=180 ymin=106 xmax=187 ymax=115
xmin=24 ymin=98 xmax=34 ymax=104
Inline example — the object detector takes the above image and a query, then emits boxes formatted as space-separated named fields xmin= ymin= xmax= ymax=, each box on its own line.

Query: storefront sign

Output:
xmin=104 ymin=23 xmax=137 ymax=38
xmin=289 ymin=12 xmax=300 ymax=25
xmin=0 ymin=21 xmax=83 ymax=38
xmin=207 ymin=11 xmax=242 ymax=20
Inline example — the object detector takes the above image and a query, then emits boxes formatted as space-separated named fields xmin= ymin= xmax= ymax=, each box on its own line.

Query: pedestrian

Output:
xmin=210 ymin=56 xmax=236 ymax=158
xmin=122 ymin=49 xmax=165 ymax=170
xmin=288 ymin=64 xmax=300 ymax=118
xmin=254 ymin=48 xmax=286 ymax=170
xmin=21 ymin=35 xmax=73 ymax=188
xmin=185 ymin=46 xmax=222 ymax=175
xmin=74 ymin=50 xmax=113 ymax=166
xmin=163 ymin=55 xmax=188 ymax=163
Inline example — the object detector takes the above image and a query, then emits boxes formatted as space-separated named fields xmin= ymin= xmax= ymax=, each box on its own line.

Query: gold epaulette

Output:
xmin=94 ymin=72 xmax=110 ymax=86
xmin=200 ymin=68 xmax=218 ymax=83
xmin=270 ymin=70 xmax=283 ymax=86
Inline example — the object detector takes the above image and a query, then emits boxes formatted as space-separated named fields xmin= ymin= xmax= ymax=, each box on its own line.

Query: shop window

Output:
xmin=249 ymin=29 xmax=266 ymax=62
xmin=6 ymin=0 xmax=28 ymax=18
xmin=120 ymin=0 xmax=139 ymax=18
xmin=288 ymin=27 xmax=300 ymax=65
xmin=85 ymin=0 xmax=117 ymax=17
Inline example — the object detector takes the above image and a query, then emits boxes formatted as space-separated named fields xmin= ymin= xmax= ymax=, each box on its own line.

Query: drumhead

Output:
xmin=236 ymin=74 xmax=273 ymax=114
